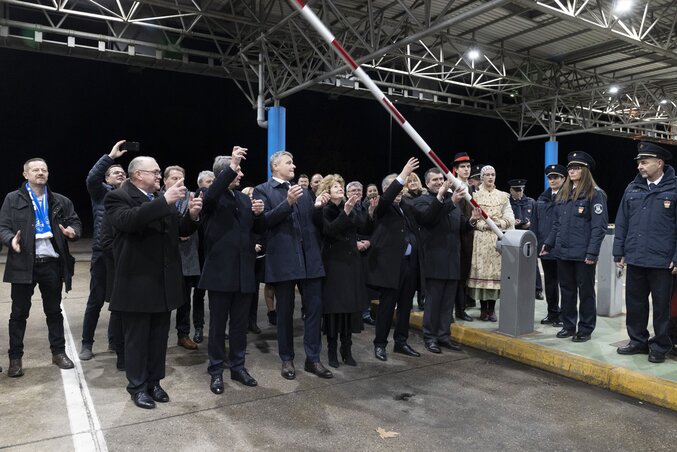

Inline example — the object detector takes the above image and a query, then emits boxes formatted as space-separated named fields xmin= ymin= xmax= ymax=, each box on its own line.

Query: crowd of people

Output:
xmin=0 ymin=140 xmax=675 ymax=409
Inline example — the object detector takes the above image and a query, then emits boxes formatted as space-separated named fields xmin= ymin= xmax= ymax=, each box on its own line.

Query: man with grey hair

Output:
xmin=367 ymin=158 xmax=426 ymax=362
xmin=190 ymin=169 xmax=215 ymax=344
xmin=105 ymin=155 xmax=202 ymax=409
xmin=199 ymin=146 xmax=265 ymax=393
xmin=254 ymin=151 xmax=333 ymax=380
xmin=197 ymin=170 xmax=215 ymax=189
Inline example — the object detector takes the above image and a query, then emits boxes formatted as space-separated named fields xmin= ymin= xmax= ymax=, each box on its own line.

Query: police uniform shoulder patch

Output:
xmin=593 ymin=203 xmax=603 ymax=214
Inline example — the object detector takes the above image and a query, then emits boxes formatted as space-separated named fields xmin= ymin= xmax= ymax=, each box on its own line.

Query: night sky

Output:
xmin=2 ymin=48 xmax=675 ymax=236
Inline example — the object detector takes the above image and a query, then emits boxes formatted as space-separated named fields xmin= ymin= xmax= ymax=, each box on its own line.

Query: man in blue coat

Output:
xmin=199 ymin=146 xmax=264 ymax=393
xmin=253 ymin=151 xmax=333 ymax=380
xmin=530 ymin=165 xmax=567 ymax=326
xmin=613 ymin=142 xmax=677 ymax=363
xmin=79 ymin=140 xmax=128 ymax=360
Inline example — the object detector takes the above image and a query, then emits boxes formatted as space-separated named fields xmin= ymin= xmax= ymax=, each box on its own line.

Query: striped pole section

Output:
xmin=288 ymin=0 xmax=503 ymax=239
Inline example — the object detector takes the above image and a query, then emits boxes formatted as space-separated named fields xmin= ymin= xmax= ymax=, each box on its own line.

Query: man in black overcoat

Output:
xmin=198 ymin=146 xmax=265 ymax=393
xmin=367 ymin=157 xmax=428 ymax=362
xmin=105 ymin=156 xmax=202 ymax=409
xmin=411 ymin=168 xmax=482 ymax=353
xmin=253 ymin=151 xmax=333 ymax=380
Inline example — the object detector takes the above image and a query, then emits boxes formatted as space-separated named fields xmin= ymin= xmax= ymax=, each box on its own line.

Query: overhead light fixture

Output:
xmin=614 ymin=0 xmax=633 ymax=14
xmin=608 ymin=85 xmax=619 ymax=94
xmin=467 ymin=48 xmax=481 ymax=61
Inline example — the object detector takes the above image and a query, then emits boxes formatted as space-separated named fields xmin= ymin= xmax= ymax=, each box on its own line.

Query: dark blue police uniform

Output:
xmin=545 ymin=152 xmax=608 ymax=340
xmin=613 ymin=142 xmax=676 ymax=361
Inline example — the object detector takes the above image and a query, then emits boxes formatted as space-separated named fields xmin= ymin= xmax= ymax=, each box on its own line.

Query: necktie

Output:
xmin=147 ymin=193 xmax=154 ymax=201
xmin=649 ymin=183 xmax=656 ymax=191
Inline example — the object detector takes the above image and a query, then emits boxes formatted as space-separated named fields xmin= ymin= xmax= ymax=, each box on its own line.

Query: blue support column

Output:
xmin=267 ymin=106 xmax=286 ymax=180
xmin=544 ymin=139 xmax=558 ymax=189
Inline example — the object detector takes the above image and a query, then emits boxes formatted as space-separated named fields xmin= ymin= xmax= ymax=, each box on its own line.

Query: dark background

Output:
xmin=2 ymin=48 xmax=674 ymax=236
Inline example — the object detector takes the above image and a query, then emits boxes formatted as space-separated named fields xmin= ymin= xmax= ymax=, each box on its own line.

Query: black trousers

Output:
xmin=175 ymin=275 xmax=203 ymax=337
xmin=625 ymin=265 xmax=673 ymax=356
xmin=557 ymin=259 xmax=596 ymax=335
xmin=207 ymin=291 xmax=250 ymax=375
xmin=120 ymin=311 xmax=170 ymax=395
xmin=274 ymin=278 xmax=323 ymax=363
xmin=248 ymin=284 xmax=259 ymax=325
xmin=374 ymin=255 xmax=418 ymax=348
xmin=541 ymin=258 xmax=561 ymax=318
xmin=81 ymin=250 xmax=110 ymax=346
xmin=9 ymin=260 xmax=64 ymax=359
xmin=423 ymin=278 xmax=458 ymax=343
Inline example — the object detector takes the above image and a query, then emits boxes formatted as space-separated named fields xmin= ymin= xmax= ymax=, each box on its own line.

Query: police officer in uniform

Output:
xmin=541 ymin=151 xmax=608 ymax=342
xmin=613 ymin=142 xmax=677 ymax=363
xmin=508 ymin=179 xmax=543 ymax=300
xmin=531 ymin=165 xmax=567 ymax=327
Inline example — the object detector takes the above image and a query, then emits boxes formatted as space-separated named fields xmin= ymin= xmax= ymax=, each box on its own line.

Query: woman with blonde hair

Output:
xmin=402 ymin=171 xmax=427 ymax=309
xmin=467 ymin=165 xmax=515 ymax=321
xmin=317 ymin=174 xmax=371 ymax=367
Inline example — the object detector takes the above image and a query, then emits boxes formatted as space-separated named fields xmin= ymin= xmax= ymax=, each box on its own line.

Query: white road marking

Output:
xmin=61 ymin=304 xmax=108 ymax=452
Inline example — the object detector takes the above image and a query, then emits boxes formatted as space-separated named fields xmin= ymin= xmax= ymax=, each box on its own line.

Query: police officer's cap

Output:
xmin=544 ymin=164 xmax=567 ymax=178
xmin=469 ymin=164 xmax=484 ymax=179
xmin=567 ymin=151 xmax=595 ymax=170
xmin=508 ymin=179 xmax=527 ymax=190
xmin=452 ymin=152 xmax=473 ymax=167
xmin=635 ymin=141 xmax=672 ymax=161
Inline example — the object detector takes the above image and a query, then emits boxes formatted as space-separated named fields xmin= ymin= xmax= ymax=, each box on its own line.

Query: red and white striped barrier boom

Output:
xmin=287 ymin=0 xmax=503 ymax=239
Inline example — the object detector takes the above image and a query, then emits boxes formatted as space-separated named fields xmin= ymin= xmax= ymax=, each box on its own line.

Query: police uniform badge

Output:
xmin=664 ymin=199 xmax=672 ymax=209
xmin=578 ymin=206 xmax=585 ymax=214
xmin=593 ymin=203 xmax=603 ymax=214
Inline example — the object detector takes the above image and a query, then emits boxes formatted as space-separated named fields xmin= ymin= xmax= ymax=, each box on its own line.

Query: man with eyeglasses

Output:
xmin=105 ymin=156 xmax=202 ymax=409
xmin=79 ymin=140 xmax=128 ymax=362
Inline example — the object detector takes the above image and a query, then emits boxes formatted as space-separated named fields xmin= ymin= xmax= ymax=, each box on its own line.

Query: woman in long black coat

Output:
xmin=319 ymin=174 xmax=372 ymax=368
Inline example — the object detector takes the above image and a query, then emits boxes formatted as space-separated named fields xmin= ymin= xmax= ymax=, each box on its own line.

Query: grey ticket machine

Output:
xmin=597 ymin=225 xmax=624 ymax=317
xmin=496 ymin=230 xmax=538 ymax=337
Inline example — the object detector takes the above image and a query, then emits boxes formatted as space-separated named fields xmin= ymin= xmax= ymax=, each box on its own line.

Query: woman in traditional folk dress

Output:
xmin=467 ymin=165 xmax=515 ymax=321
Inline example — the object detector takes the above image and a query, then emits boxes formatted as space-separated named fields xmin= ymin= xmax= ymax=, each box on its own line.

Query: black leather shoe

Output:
xmin=231 ymin=368 xmax=258 ymax=386
xmin=456 ymin=312 xmax=474 ymax=322
xmin=648 ymin=352 xmax=666 ymax=363
xmin=425 ymin=342 xmax=441 ymax=354
xmin=374 ymin=346 xmax=387 ymax=361
xmin=540 ymin=316 xmax=554 ymax=325
xmin=248 ymin=323 xmax=261 ymax=334
xmin=210 ymin=375 xmax=224 ymax=394
xmin=535 ymin=290 xmax=544 ymax=300
xmin=393 ymin=343 xmax=421 ymax=357
xmin=148 ymin=385 xmax=169 ymax=403
xmin=556 ymin=328 xmax=575 ymax=338
xmin=572 ymin=333 xmax=591 ymax=342
xmin=281 ymin=361 xmax=295 ymax=380
xmin=551 ymin=320 xmax=564 ymax=328
xmin=8 ymin=358 xmax=23 ymax=378
xmin=304 ymin=360 xmax=333 ymax=379
xmin=52 ymin=353 xmax=75 ymax=369
xmin=193 ymin=327 xmax=204 ymax=344
xmin=438 ymin=339 xmax=463 ymax=351
xmin=617 ymin=343 xmax=649 ymax=355
xmin=131 ymin=391 xmax=156 ymax=409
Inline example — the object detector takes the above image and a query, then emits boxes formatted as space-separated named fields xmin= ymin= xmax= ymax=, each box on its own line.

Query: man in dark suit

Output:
xmin=253 ymin=151 xmax=333 ymax=380
xmin=105 ymin=156 xmax=202 ymax=409
xmin=412 ymin=168 xmax=481 ymax=353
xmin=368 ymin=157 xmax=425 ymax=361
xmin=199 ymin=146 xmax=265 ymax=394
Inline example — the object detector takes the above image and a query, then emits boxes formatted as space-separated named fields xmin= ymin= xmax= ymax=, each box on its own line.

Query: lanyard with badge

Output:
xmin=26 ymin=182 xmax=53 ymax=239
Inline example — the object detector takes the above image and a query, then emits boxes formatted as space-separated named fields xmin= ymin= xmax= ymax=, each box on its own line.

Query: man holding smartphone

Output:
xmin=79 ymin=140 xmax=128 ymax=361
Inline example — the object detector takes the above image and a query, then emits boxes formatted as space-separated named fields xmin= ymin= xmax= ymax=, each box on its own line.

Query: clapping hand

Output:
xmin=164 ymin=177 xmax=187 ymax=205
xmin=251 ymin=199 xmax=264 ymax=216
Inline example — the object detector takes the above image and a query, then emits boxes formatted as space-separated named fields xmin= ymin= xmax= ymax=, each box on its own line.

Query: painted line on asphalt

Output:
xmin=61 ymin=304 xmax=108 ymax=452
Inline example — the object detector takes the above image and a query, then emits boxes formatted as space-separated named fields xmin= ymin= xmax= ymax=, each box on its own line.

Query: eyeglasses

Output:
xmin=138 ymin=169 xmax=161 ymax=176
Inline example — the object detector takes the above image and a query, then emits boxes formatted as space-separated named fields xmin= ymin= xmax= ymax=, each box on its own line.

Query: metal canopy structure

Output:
xmin=1 ymin=0 xmax=676 ymax=143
